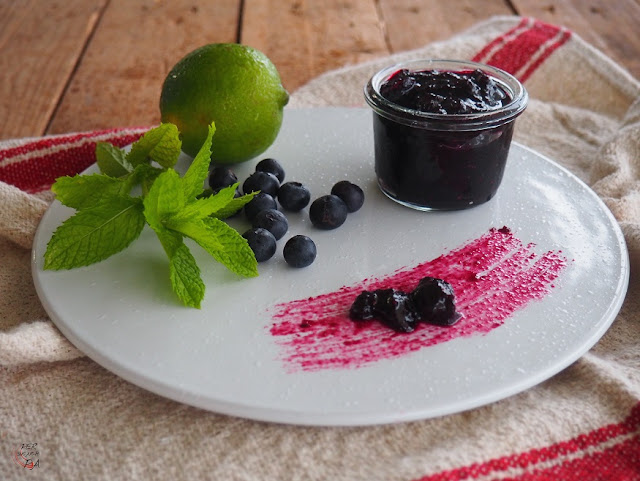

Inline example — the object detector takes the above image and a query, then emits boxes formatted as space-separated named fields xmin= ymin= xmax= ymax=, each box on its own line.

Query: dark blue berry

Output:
xmin=350 ymin=288 xmax=417 ymax=332
xmin=255 ymin=158 xmax=285 ymax=183
xmin=208 ymin=166 xmax=237 ymax=190
xmin=349 ymin=290 xmax=378 ymax=320
xmin=278 ymin=181 xmax=311 ymax=211
xmin=331 ymin=180 xmax=364 ymax=213
xmin=309 ymin=194 xmax=348 ymax=230
xmin=242 ymin=171 xmax=280 ymax=197
xmin=252 ymin=208 xmax=288 ymax=240
xmin=242 ymin=228 xmax=277 ymax=262
xmin=410 ymin=277 xmax=460 ymax=326
xmin=283 ymin=235 xmax=317 ymax=268
xmin=374 ymin=289 xmax=418 ymax=332
xmin=244 ymin=192 xmax=278 ymax=221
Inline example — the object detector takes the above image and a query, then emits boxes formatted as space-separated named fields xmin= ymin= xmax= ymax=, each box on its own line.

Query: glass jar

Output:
xmin=364 ymin=59 xmax=528 ymax=211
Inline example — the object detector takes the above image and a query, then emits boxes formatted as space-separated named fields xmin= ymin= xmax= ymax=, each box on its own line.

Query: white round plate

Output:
xmin=32 ymin=107 xmax=629 ymax=426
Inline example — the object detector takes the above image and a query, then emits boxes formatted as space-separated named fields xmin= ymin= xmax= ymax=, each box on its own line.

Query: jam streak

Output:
xmin=269 ymin=227 xmax=567 ymax=372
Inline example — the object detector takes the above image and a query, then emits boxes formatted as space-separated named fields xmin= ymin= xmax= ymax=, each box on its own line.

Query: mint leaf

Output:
xmin=165 ymin=217 xmax=223 ymax=252
xmin=172 ymin=217 xmax=258 ymax=278
xmin=154 ymin=227 xmax=205 ymax=308
xmin=44 ymin=197 xmax=145 ymax=270
xmin=182 ymin=122 xmax=216 ymax=200
xmin=169 ymin=183 xmax=240 ymax=224
xmin=54 ymin=165 xmax=166 ymax=211
xmin=96 ymin=142 xmax=132 ymax=177
xmin=210 ymin=191 xmax=256 ymax=219
xmin=52 ymin=173 xmax=129 ymax=210
xmin=125 ymin=163 xmax=165 ymax=197
xmin=169 ymin=242 xmax=205 ymax=308
xmin=126 ymin=123 xmax=181 ymax=169
xmin=143 ymin=169 xmax=185 ymax=230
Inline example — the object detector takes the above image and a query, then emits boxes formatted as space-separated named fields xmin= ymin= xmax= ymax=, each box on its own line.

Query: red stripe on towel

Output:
xmin=415 ymin=402 xmax=640 ymax=481
xmin=517 ymin=27 xmax=572 ymax=83
xmin=472 ymin=18 xmax=572 ymax=82
xmin=472 ymin=17 xmax=534 ymax=66
xmin=0 ymin=129 xmax=146 ymax=193
xmin=0 ymin=128 xmax=143 ymax=163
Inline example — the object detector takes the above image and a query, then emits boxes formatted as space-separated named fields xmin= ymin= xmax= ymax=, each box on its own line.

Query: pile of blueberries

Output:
xmin=208 ymin=158 xmax=364 ymax=268
xmin=349 ymin=277 xmax=461 ymax=332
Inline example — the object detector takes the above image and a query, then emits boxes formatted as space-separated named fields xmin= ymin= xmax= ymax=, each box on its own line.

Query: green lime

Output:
xmin=160 ymin=43 xmax=289 ymax=164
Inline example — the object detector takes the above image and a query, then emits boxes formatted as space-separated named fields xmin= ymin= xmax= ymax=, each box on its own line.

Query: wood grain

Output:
xmin=512 ymin=0 xmax=640 ymax=78
xmin=1 ymin=0 xmax=637 ymax=140
xmin=378 ymin=0 xmax=515 ymax=52
xmin=0 ymin=0 xmax=107 ymax=140
xmin=46 ymin=0 xmax=241 ymax=135
xmin=241 ymin=0 xmax=389 ymax=92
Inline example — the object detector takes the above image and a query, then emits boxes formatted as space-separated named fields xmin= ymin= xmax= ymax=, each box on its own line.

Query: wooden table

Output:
xmin=1 ymin=0 xmax=638 ymax=141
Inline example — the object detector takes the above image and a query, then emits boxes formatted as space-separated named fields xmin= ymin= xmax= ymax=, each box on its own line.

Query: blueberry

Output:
xmin=410 ymin=277 xmax=460 ymax=326
xmin=208 ymin=166 xmax=237 ymax=190
xmin=330 ymin=180 xmax=365 ymax=213
xmin=252 ymin=208 xmax=288 ymax=240
xmin=255 ymin=158 xmax=285 ymax=183
xmin=242 ymin=228 xmax=277 ymax=262
xmin=371 ymin=289 xmax=418 ymax=333
xmin=283 ymin=235 xmax=317 ymax=268
xmin=242 ymin=171 xmax=280 ymax=197
xmin=309 ymin=195 xmax=348 ymax=230
xmin=349 ymin=290 xmax=378 ymax=321
xmin=244 ymin=192 xmax=278 ymax=221
xmin=349 ymin=288 xmax=417 ymax=332
xmin=278 ymin=182 xmax=311 ymax=211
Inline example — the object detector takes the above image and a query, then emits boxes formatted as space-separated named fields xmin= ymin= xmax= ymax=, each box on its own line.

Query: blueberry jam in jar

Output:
xmin=364 ymin=60 xmax=528 ymax=210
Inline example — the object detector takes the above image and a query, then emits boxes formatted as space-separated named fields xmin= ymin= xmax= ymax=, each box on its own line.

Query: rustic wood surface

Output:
xmin=1 ymin=0 xmax=638 ymax=141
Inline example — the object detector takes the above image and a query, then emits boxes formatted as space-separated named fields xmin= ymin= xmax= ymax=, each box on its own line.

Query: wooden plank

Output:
xmin=512 ymin=0 xmax=640 ymax=78
xmin=241 ymin=0 xmax=389 ymax=92
xmin=0 ymin=0 xmax=107 ymax=140
xmin=47 ymin=0 xmax=241 ymax=135
xmin=378 ymin=0 xmax=515 ymax=53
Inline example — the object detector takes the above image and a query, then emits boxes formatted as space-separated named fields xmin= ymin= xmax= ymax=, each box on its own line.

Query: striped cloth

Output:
xmin=0 ymin=128 xmax=147 ymax=194
xmin=471 ymin=17 xmax=572 ymax=83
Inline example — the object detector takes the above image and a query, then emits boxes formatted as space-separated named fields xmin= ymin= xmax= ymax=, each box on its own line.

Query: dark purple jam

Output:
xmin=374 ymin=68 xmax=516 ymax=210
xmin=379 ymin=69 xmax=510 ymax=115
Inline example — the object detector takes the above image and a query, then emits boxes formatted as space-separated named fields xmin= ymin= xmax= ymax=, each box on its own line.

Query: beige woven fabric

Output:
xmin=1 ymin=16 xmax=639 ymax=480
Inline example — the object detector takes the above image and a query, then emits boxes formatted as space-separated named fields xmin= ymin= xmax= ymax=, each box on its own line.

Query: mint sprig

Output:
xmin=44 ymin=122 xmax=258 ymax=308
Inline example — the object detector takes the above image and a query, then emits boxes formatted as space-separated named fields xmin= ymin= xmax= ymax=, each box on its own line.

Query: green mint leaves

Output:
xmin=44 ymin=196 xmax=145 ymax=270
xmin=126 ymin=122 xmax=182 ymax=169
xmin=44 ymin=122 xmax=258 ymax=308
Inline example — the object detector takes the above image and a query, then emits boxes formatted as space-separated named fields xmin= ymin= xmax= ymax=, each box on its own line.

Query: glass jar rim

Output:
xmin=364 ymin=59 xmax=529 ymax=131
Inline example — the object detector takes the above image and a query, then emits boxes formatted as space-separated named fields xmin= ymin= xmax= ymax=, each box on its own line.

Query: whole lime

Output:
xmin=160 ymin=43 xmax=289 ymax=163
